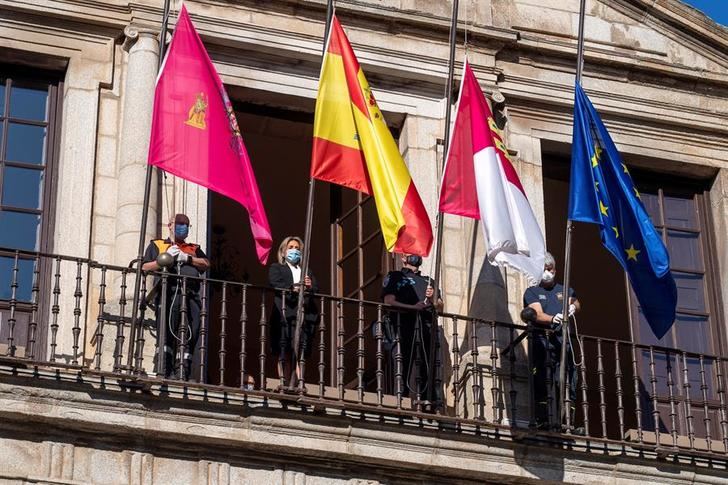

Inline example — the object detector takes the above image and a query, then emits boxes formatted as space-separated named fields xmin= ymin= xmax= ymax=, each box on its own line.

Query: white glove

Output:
xmin=552 ymin=313 xmax=564 ymax=325
xmin=568 ymin=304 xmax=577 ymax=317
xmin=166 ymin=245 xmax=190 ymax=264
xmin=166 ymin=245 xmax=180 ymax=258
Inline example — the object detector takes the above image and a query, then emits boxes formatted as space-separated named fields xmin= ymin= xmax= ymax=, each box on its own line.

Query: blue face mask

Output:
xmin=286 ymin=248 xmax=301 ymax=265
xmin=175 ymin=224 xmax=189 ymax=239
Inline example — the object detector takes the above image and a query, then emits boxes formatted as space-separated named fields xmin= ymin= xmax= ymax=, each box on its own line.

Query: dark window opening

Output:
xmin=542 ymin=148 xmax=723 ymax=442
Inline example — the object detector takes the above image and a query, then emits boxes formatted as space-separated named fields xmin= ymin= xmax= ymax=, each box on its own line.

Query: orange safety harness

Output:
xmin=152 ymin=239 xmax=199 ymax=258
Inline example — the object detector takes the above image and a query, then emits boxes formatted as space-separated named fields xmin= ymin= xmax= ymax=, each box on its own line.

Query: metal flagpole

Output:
xmin=126 ymin=0 xmax=173 ymax=373
xmin=290 ymin=0 xmax=335 ymax=390
xmin=427 ymin=0 xmax=459 ymax=408
xmin=558 ymin=0 xmax=587 ymax=431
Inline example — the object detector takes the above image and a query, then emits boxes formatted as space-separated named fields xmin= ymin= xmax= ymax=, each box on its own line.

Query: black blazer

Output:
xmin=268 ymin=263 xmax=319 ymax=323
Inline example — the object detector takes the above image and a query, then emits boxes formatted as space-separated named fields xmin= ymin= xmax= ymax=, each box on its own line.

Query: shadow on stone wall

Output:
xmin=468 ymin=257 xmax=512 ymax=325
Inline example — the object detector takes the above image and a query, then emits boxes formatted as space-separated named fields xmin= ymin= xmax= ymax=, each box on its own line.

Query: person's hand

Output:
xmin=551 ymin=313 xmax=564 ymax=332
xmin=167 ymin=245 xmax=189 ymax=264
xmin=304 ymin=276 xmax=312 ymax=289
xmin=425 ymin=286 xmax=434 ymax=299
xmin=568 ymin=304 xmax=577 ymax=317
xmin=166 ymin=245 xmax=180 ymax=259
xmin=414 ymin=301 xmax=429 ymax=311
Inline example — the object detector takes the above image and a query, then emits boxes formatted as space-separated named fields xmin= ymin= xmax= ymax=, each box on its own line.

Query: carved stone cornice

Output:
xmin=121 ymin=24 xmax=158 ymax=52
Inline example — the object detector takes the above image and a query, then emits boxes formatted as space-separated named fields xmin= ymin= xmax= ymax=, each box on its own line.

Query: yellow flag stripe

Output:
xmin=313 ymin=53 xmax=361 ymax=151
xmin=352 ymin=69 xmax=415 ymax=250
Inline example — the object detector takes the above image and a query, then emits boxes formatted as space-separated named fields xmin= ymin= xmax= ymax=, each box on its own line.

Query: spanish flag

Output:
xmin=311 ymin=15 xmax=433 ymax=256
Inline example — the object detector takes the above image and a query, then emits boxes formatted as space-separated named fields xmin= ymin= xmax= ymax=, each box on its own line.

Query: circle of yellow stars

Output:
xmin=591 ymin=143 xmax=643 ymax=263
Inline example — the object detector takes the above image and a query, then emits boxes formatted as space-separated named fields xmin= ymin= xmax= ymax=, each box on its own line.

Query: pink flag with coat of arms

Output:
xmin=439 ymin=59 xmax=545 ymax=284
xmin=147 ymin=5 xmax=272 ymax=264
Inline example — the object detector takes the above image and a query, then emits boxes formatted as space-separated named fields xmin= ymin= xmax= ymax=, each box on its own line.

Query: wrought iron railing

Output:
xmin=0 ymin=247 xmax=727 ymax=461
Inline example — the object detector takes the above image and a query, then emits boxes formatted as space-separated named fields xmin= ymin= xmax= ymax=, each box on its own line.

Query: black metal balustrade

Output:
xmin=1 ymin=246 xmax=727 ymax=463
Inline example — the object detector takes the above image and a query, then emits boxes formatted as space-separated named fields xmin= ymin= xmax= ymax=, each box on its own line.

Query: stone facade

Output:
xmin=1 ymin=0 xmax=728 ymax=483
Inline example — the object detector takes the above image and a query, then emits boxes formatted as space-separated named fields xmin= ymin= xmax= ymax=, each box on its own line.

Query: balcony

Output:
xmin=1 ymin=247 xmax=727 ymax=482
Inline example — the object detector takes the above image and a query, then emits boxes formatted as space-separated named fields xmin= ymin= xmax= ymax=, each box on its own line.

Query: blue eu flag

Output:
xmin=568 ymin=84 xmax=677 ymax=339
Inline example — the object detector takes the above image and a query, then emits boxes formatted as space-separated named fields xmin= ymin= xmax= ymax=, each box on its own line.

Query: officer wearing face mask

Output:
xmin=382 ymin=254 xmax=443 ymax=404
xmin=268 ymin=236 xmax=319 ymax=389
xmin=142 ymin=214 xmax=210 ymax=380
xmin=523 ymin=251 xmax=580 ymax=429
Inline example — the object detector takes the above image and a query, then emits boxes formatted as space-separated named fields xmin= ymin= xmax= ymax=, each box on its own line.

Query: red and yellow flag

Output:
xmin=311 ymin=15 xmax=433 ymax=256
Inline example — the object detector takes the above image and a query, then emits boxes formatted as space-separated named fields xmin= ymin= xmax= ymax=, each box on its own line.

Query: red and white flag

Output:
xmin=439 ymin=59 xmax=545 ymax=284
xmin=148 ymin=5 xmax=272 ymax=264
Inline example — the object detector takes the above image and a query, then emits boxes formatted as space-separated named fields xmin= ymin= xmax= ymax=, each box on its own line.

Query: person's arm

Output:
xmin=383 ymin=294 xmax=428 ymax=311
xmin=524 ymin=288 xmax=561 ymax=327
xmin=569 ymin=297 xmax=581 ymax=315
xmin=189 ymin=247 xmax=209 ymax=272
xmin=141 ymin=260 xmax=158 ymax=271
xmin=190 ymin=255 xmax=209 ymax=272
xmin=526 ymin=302 xmax=557 ymax=327
xmin=141 ymin=243 xmax=159 ymax=272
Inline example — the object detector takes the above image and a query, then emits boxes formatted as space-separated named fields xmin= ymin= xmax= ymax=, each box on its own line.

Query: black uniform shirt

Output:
xmin=523 ymin=283 xmax=575 ymax=317
xmin=143 ymin=238 xmax=207 ymax=291
xmin=382 ymin=268 xmax=433 ymax=305
xmin=382 ymin=268 xmax=441 ymax=324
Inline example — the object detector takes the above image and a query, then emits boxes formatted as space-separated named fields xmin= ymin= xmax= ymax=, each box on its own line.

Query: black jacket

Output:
xmin=268 ymin=263 xmax=319 ymax=324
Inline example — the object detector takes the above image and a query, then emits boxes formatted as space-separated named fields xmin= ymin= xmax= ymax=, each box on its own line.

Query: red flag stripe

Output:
xmin=311 ymin=137 xmax=373 ymax=194
xmin=393 ymin=182 xmax=433 ymax=256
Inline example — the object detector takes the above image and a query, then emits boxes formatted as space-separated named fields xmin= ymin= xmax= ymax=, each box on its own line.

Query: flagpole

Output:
xmin=126 ymin=0 xmax=173 ymax=373
xmin=428 ymin=0 xmax=459 ymax=408
xmin=290 ymin=0 xmax=335 ymax=391
xmin=558 ymin=0 xmax=587 ymax=431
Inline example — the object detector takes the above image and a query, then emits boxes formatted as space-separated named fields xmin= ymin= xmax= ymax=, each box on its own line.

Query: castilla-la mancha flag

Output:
xmin=311 ymin=15 xmax=433 ymax=256
xmin=147 ymin=5 xmax=272 ymax=264
xmin=439 ymin=59 xmax=545 ymax=283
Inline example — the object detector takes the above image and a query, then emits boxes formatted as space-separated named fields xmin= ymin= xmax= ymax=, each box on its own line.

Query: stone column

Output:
xmin=710 ymin=168 xmax=728 ymax=327
xmin=114 ymin=26 xmax=160 ymax=267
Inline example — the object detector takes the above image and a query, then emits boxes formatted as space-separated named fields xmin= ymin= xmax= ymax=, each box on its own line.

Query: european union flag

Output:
xmin=568 ymin=83 xmax=677 ymax=339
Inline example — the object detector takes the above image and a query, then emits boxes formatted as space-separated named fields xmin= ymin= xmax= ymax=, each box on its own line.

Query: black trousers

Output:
xmin=531 ymin=331 xmax=577 ymax=426
xmin=395 ymin=316 xmax=432 ymax=400
xmin=156 ymin=290 xmax=201 ymax=377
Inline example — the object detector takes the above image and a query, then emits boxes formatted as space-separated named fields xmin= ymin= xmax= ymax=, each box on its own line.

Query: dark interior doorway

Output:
xmin=206 ymin=100 xmax=330 ymax=388
xmin=205 ymin=93 xmax=396 ymax=391
xmin=209 ymin=102 xmax=329 ymax=292
xmin=541 ymin=150 xmax=630 ymax=340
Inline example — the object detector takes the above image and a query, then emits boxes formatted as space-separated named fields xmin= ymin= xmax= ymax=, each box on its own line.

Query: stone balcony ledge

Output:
xmin=1 ymin=363 xmax=726 ymax=484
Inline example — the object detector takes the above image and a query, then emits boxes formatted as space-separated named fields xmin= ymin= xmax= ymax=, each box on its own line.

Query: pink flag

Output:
xmin=148 ymin=5 xmax=272 ymax=264
xmin=439 ymin=59 xmax=545 ymax=284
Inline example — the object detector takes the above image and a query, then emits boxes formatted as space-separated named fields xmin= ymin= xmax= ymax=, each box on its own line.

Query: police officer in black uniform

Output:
xmin=523 ymin=251 xmax=580 ymax=429
xmin=382 ymin=254 xmax=443 ymax=404
xmin=142 ymin=214 xmax=210 ymax=380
